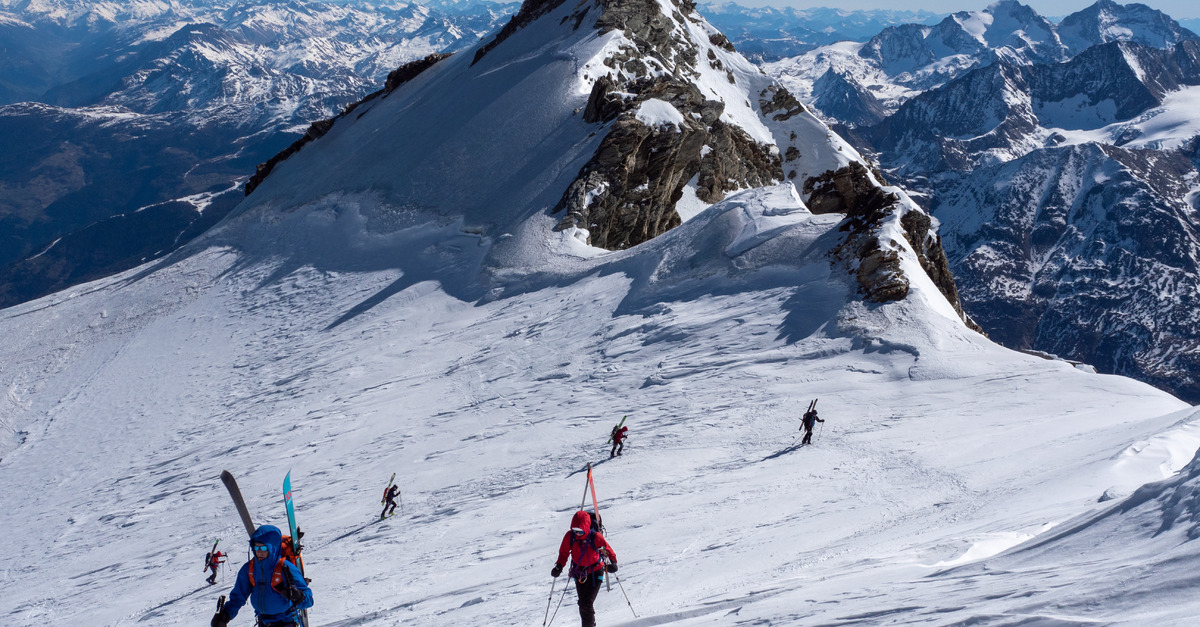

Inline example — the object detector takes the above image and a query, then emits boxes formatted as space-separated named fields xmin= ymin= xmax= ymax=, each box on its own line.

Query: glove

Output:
xmin=550 ymin=564 xmax=562 ymax=578
xmin=285 ymin=585 xmax=306 ymax=604
xmin=605 ymin=562 xmax=618 ymax=573
xmin=211 ymin=609 xmax=230 ymax=627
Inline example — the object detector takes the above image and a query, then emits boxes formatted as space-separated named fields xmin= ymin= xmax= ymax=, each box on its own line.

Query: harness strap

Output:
xmin=247 ymin=557 xmax=287 ymax=591
xmin=568 ymin=531 xmax=605 ymax=580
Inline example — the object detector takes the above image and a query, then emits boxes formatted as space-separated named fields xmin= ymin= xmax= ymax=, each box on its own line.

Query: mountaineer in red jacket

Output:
xmin=551 ymin=510 xmax=618 ymax=627
xmin=609 ymin=425 xmax=628 ymax=458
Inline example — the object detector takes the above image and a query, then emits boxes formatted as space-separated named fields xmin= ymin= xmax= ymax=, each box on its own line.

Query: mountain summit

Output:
xmin=240 ymin=0 xmax=973 ymax=323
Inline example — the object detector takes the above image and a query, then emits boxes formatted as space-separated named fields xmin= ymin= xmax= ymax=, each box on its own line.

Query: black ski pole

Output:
xmin=547 ymin=579 xmax=570 ymax=627
xmin=542 ymin=579 xmax=555 ymax=626
xmin=611 ymin=571 xmax=638 ymax=618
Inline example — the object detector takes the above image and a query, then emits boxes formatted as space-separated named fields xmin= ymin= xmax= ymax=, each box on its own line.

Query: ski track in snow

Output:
xmin=0 ymin=231 xmax=1195 ymax=625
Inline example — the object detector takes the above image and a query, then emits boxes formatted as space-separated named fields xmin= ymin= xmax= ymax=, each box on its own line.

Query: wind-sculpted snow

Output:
xmin=0 ymin=163 xmax=1196 ymax=624
xmin=879 ymin=416 xmax=1200 ymax=625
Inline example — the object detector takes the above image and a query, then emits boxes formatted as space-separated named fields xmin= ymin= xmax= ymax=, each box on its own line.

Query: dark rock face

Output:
xmin=812 ymin=69 xmax=887 ymax=128
xmin=558 ymin=73 xmax=781 ymax=248
xmin=1057 ymin=0 xmax=1200 ymax=56
xmin=802 ymin=161 xmax=882 ymax=216
xmin=245 ymin=53 xmax=453 ymax=197
xmin=552 ymin=0 xmax=784 ymax=249
xmin=810 ymin=161 xmax=976 ymax=328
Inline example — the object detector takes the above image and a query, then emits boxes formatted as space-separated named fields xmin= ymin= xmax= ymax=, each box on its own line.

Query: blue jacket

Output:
xmin=223 ymin=525 xmax=313 ymax=625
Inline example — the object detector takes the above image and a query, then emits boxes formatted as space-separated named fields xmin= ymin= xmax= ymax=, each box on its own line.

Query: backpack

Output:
xmin=588 ymin=511 xmax=604 ymax=535
xmin=247 ymin=556 xmax=288 ymax=592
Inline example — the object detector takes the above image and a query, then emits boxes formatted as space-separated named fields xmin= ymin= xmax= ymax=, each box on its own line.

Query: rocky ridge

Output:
xmin=238 ymin=0 xmax=977 ymax=329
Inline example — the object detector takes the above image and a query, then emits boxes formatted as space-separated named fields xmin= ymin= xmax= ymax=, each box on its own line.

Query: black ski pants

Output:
xmin=574 ymin=571 xmax=604 ymax=627
xmin=610 ymin=440 xmax=623 ymax=458
xmin=801 ymin=428 xmax=814 ymax=445
xmin=381 ymin=499 xmax=397 ymax=518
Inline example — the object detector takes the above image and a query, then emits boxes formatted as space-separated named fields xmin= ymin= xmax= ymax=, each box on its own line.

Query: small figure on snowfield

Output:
xmin=381 ymin=484 xmax=400 ymax=519
xmin=205 ymin=550 xmax=226 ymax=585
xmin=210 ymin=525 xmax=313 ymax=627
xmin=551 ymin=510 xmax=618 ymax=627
xmin=610 ymin=424 xmax=628 ymax=458
xmin=801 ymin=404 xmax=824 ymax=445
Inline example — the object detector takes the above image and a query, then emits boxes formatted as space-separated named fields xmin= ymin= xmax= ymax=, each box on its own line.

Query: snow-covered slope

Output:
xmin=2 ymin=1 xmax=1200 ymax=626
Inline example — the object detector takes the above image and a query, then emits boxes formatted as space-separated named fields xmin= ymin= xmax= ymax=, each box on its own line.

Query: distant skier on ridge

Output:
xmin=551 ymin=510 xmax=618 ymax=627
xmin=205 ymin=549 xmax=226 ymax=585
xmin=801 ymin=400 xmax=824 ymax=445
xmin=381 ymin=484 xmax=400 ymax=519
xmin=210 ymin=525 xmax=313 ymax=627
xmin=609 ymin=422 xmax=628 ymax=458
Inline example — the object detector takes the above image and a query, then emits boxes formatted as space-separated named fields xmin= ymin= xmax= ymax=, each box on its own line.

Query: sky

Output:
xmin=725 ymin=0 xmax=1200 ymax=20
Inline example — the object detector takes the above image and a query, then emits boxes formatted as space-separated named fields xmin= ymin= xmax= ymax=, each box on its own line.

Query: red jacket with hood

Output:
xmin=556 ymin=511 xmax=616 ymax=576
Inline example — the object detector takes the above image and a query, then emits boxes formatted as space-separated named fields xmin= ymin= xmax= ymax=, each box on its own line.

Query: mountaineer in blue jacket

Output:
xmin=211 ymin=525 xmax=313 ymax=627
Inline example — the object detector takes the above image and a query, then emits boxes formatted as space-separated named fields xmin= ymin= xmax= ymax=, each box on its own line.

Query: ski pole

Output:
xmin=818 ymin=421 xmax=824 ymax=441
xmin=542 ymin=579 xmax=556 ymax=626
xmin=547 ymin=579 xmax=570 ymax=627
xmin=579 ymin=463 xmax=591 ymax=510
xmin=611 ymin=571 xmax=638 ymax=618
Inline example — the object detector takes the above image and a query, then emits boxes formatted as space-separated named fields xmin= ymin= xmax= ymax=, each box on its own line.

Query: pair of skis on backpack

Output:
xmin=220 ymin=470 xmax=309 ymax=627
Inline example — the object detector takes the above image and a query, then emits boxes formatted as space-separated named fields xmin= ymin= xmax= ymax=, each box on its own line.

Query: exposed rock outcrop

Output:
xmin=815 ymin=161 xmax=978 ymax=330
xmin=553 ymin=0 xmax=783 ymax=248
xmin=245 ymin=118 xmax=336 ymax=196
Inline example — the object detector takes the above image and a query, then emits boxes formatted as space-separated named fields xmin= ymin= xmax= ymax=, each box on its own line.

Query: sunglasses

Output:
xmin=252 ymin=543 xmax=269 ymax=551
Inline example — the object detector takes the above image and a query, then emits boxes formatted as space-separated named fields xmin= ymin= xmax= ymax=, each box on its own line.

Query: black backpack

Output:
xmin=588 ymin=510 xmax=604 ymax=535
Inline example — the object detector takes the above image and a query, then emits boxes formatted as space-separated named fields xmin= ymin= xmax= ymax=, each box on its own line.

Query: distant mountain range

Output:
xmin=697 ymin=4 xmax=944 ymax=62
xmin=0 ymin=0 xmax=516 ymax=308
xmin=766 ymin=0 xmax=1200 ymax=402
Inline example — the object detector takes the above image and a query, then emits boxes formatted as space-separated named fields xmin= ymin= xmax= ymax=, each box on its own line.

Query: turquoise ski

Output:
xmin=282 ymin=470 xmax=309 ymax=627
xmin=283 ymin=471 xmax=299 ymax=548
